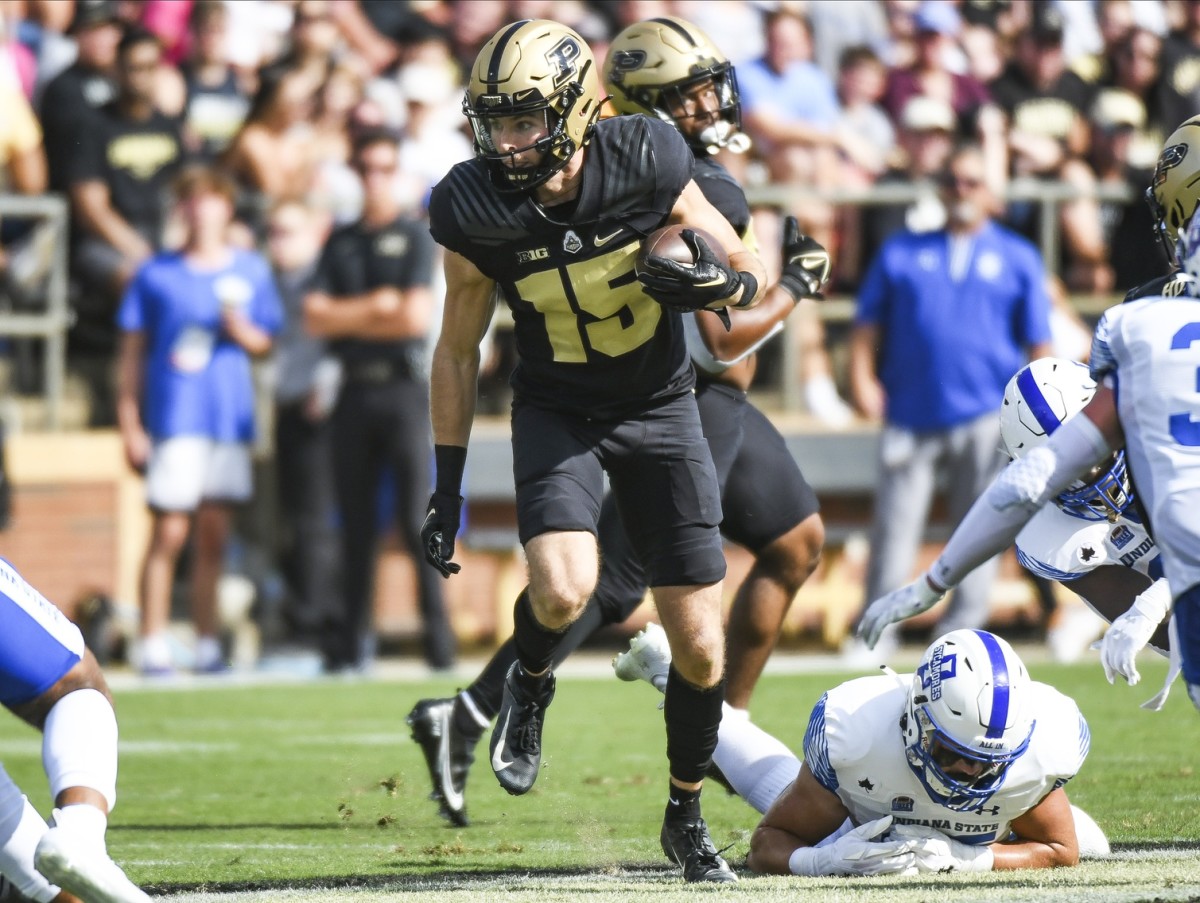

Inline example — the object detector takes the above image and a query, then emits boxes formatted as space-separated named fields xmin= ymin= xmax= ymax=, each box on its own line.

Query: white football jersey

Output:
xmin=1091 ymin=297 xmax=1200 ymax=598
xmin=804 ymin=675 xmax=1088 ymax=845
xmin=1015 ymin=505 xmax=1161 ymax=583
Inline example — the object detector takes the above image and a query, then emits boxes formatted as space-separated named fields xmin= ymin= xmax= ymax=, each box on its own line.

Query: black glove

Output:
xmin=421 ymin=490 xmax=463 ymax=578
xmin=637 ymin=229 xmax=741 ymax=310
xmin=777 ymin=215 xmax=831 ymax=301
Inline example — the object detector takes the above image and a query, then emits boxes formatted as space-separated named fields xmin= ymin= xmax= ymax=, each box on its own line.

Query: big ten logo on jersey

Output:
xmin=918 ymin=646 xmax=957 ymax=700
xmin=375 ymin=232 xmax=410 ymax=257
xmin=517 ymin=246 xmax=550 ymax=264
xmin=545 ymin=36 xmax=582 ymax=88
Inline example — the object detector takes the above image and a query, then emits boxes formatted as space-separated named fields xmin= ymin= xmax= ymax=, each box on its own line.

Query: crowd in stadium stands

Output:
xmin=0 ymin=0 xmax=1196 ymax=670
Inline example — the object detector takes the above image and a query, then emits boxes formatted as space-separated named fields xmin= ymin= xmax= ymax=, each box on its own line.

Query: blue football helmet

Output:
xmin=903 ymin=630 xmax=1036 ymax=813
xmin=999 ymin=357 xmax=1134 ymax=522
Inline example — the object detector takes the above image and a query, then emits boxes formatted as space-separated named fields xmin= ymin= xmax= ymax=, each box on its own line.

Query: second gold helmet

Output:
xmin=1147 ymin=115 xmax=1200 ymax=263
xmin=603 ymin=16 xmax=746 ymax=155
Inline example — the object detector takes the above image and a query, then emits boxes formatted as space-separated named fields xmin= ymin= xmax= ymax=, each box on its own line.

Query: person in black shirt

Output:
xmin=422 ymin=18 xmax=765 ymax=884
xmin=67 ymin=26 xmax=182 ymax=425
xmin=302 ymin=128 xmax=454 ymax=675
xmin=179 ymin=1 xmax=250 ymax=162
xmin=38 ymin=0 xmax=121 ymax=195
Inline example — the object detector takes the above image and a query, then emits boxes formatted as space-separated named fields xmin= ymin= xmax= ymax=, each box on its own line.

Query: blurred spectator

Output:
xmin=267 ymin=0 xmax=340 ymax=91
xmin=834 ymin=44 xmax=895 ymax=182
xmin=394 ymin=61 xmax=472 ymax=215
xmin=675 ymin=0 xmax=767 ymax=66
xmin=1087 ymin=87 xmax=1167 ymax=291
xmin=68 ymin=26 xmax=183 ymax=426
xmin=115 ymin=166 xmax=283 ymax=675
xmin=38 ymin=0 xmax=120 ymax=195
xmin=308 ymin=60 xmax=366 ymax=224
xmin=265 ymin=198 xmax=340 ymax=651
xmin=222 ymin=66 xmax=317 ymax=212
xmin=140 ymin=0 xmax=195 ymax=65
xmin=222 ymin=0 xmax=293 ymax=81
xmin=302 ymin=128 xmax=455 ymax=674
xmin=989 ymin=3 xmax=1112 ymax=294
xmin=0 ymin=85 xmax=49 ymax=320
xmin=1157 ymin=0 xmax=1200 ymax=136
xmin=881 ymin=2 xmax=1007 ymax=194
xmin=1103 ymin=26 xmax=1166 ymax=143
xmin=177 ymin=0 xmax=251 ymax=162
xmin=845 ymin=143 xmax=1052 ymax=660
xmin=739 ymin=7 xmax=841 ymax=249
xmin=0 ymin=7 xmax=36 ymax=98
xmin=806 ymin=0 xmax=890 ymax=80
xmin=1070 ymin=0 xmax=1137 ymax=87
xmin=857 ymin=94 xmax=955 ymax=275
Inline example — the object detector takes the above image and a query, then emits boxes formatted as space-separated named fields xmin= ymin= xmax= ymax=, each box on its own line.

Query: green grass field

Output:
xmin=3 ymin=655 xmax=1199 ymax=901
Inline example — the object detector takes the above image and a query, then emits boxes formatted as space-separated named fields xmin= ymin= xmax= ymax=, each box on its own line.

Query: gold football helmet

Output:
xmin=603 ymin=16 xmax=746 ymax=155
xmin=1147 ymin=115 xmax=1200 ymax=263
xmin=464 ymin=19 xmax=604 ymax=192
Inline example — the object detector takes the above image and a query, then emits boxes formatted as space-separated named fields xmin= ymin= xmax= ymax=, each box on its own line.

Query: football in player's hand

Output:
xmin=635 ymin=225 xmax=729 ymax=275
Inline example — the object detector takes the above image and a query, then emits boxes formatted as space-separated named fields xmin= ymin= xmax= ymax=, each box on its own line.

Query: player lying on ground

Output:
xmin=615 ymin=625 xmax=1108 ymax=875
xmin=0 ymin=557 xmax=150 ymax=903
xmin=863 ymin=357 xmax=1180 ymax=708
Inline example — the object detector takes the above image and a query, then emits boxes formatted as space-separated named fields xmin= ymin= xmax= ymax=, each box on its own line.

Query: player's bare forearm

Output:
xmin=696 ymin=283 xmax=796 ymax=362
xmin=668 ymin=180 xmax=765 ymax=309
xmin=990 ymin=838 xmax=1078 ymax=869
xmin=429 ymin=342 xmax=479 ymax=449
xmin=996 ymin=787 xmax=1080 ymax=869
xmin=746 ymin=824 xmax=805 ymax=874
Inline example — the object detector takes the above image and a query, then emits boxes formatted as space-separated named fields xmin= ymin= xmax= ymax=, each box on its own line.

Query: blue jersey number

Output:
xmin=1169 ymin=322 xmax=1200 ymax=446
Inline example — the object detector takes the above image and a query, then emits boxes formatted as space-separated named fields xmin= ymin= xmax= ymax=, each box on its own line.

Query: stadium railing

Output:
xmin=0 ymin=193 xmax=70 ymax=429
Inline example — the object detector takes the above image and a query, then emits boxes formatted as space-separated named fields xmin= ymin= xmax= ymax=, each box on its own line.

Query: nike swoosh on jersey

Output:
xmin=491 ymin=709 xmax=516 ymax=771
xmin=440 ymin=715 xmax=464 ymax=810
xmin=594 ymin=228 xmax=623 ymax=246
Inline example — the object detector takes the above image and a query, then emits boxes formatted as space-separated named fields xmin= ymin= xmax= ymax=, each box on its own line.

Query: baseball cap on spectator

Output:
xmin=914 ymin=2 xmax=962 ymax=37
xmin=398 ymin=63 xmax=455 ymax=107
xmin=1091 ymin=88 xmax=1146 ymax=132
xmin=901 ymin=95 xmax=956 ymax=133
xmin=69 ymin=0 xmax=119 ymax=34
xmin=1029 ymin=3 xmax=1065 ymax=44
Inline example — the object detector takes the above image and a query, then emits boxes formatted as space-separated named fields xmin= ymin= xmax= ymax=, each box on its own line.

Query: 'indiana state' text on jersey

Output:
xmin=803 ymin=675 xmax=1088 ymax=844
xmin=428 ymin=115 xmax=696 ymax=418
xmin=1091 ymin=296 xmax=1200 ymax=598
xmin=1016 ymin=504 xmax=1162 ymax=583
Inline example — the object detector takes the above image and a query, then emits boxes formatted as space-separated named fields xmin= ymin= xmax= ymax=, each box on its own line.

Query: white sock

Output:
xmin=140 ymin=632 xmax=172 ymax=670
xmin=195 ymin=635 xmax=223 ymax=669
xmin=0 ymin=767 xmax=58 ymax=903
xmin=721 ymin=703 xmax=750 ymax=722
xmin=43 ymin=689 xmax=118 ymax=811
xmin=712 ymin=712 xmax=801 ymax=814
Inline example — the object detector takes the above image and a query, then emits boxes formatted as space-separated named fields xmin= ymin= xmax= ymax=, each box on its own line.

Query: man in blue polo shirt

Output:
xmin=846 ymin=142 xmax=1052 ymax=659
xmin=116 ymin=166 xmax=283 ymax=675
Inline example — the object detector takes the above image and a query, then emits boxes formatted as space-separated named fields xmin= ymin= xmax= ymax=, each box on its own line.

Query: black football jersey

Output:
xmin=429 ymin=115 xmax=696 ymax=419
xmin=1123 ymin=269 xmax=1195 ymax=302
xmin=692 ymin=155 xmax=751 ymax=238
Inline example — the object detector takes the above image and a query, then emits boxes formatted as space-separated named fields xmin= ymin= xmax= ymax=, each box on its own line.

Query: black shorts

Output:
xmin=511 ymin=393 xmax=725 ymax=587
xmin=698 ymin=381 xmax=820 ymax=552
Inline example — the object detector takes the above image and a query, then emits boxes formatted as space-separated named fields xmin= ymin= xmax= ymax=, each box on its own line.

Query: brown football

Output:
xmin=635 ymin=225 xmax=730 ymax=275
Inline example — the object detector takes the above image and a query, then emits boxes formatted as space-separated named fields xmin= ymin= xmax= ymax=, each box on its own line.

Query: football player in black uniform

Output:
xmin=408 ymin=15 xmax=829 ymax=846
xmin=1129 ymin=115 xmax=1200 ymax=301
xmin=418 ymin=19 xmax=766 ymax=883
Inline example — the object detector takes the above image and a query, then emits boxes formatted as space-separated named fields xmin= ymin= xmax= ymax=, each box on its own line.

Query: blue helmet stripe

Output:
xmin=1017 ymin=366 xmax=1062 ymax=436
xmin=973 ymin=630 xmax=1010 ymax=739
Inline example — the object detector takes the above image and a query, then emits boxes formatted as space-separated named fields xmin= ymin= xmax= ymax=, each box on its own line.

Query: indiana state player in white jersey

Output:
xmin=855 ymin=211 xmax=1200 ymax=714
xmin=0 ymin=557 xmax=149 ymax=902
xmin=861 ymin=357 xmax=1180 ymax=707
xmin=615 ymin=628 xmax=1107 ymax=875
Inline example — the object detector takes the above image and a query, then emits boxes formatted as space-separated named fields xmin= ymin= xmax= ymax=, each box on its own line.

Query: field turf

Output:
xmin=2 ymin=653 xmax=1198 ymax=901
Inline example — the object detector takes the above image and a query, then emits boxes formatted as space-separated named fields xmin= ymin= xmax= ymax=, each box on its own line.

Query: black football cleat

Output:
xmin=489 ymin=663 xmax=555 ymax=795
xmin=406 ymin=697 xmax=478 ymax=826
xmin=660 ymin=815 xmax=738 ymax=883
